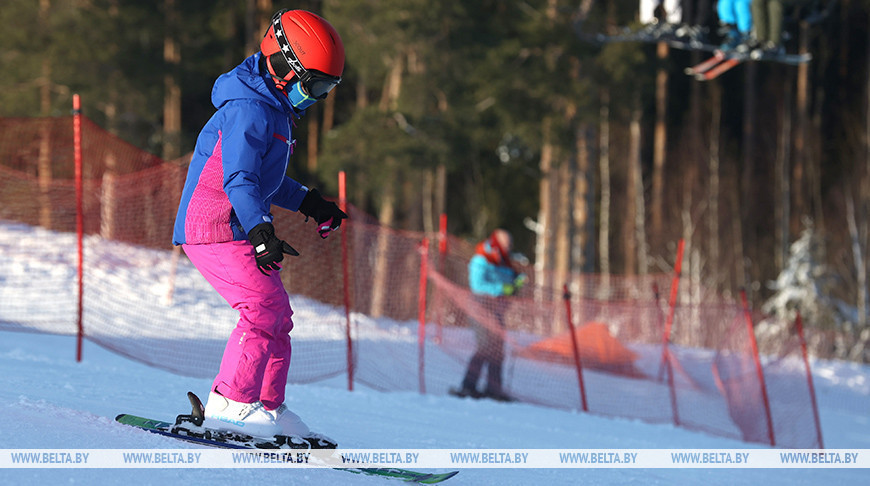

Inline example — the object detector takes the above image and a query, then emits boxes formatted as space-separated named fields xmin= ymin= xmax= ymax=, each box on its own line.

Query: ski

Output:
xmin=661 ymin=37 xmax=720 ymax=53
xmin=684 ymin=50 xmax=728 ymax=76
xmin=748 ymin=49 xmax=812 ymax=65
xmin=694 ymin=55 xmax=744 ymax=80
xmin=682 ymin=49 xmax=744 ymax=81
xmin=688 ymin=48 xmax=811 ymax=81
xmin=581 ymin=26 xmax=812 ymax=70
xmin=675 ymin=42 xmax=813 ymax=67
xmin=115 ymin=393 xmax=458 ymax=484
xmin=115 ymin=414 xmax=458 ymax=483
xmin=580 ymin=24 xmax=712 ymax=50
xmin=115 ymin=413 xmax=313 ymax=450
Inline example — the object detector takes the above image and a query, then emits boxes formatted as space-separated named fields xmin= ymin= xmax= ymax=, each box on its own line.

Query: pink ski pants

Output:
xmin=183 ymin=240 xmax=293 ymax=410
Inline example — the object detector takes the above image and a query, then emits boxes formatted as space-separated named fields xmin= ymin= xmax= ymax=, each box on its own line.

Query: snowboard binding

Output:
xmin=169 ymin=391 xmax=336 ymax=450
xmin=174 ymin=391 xmax=205 ymax=427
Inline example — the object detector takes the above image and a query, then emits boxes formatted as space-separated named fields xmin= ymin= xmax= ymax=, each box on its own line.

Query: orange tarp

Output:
xmin=518 ymin=322 xmax=641 ymax=376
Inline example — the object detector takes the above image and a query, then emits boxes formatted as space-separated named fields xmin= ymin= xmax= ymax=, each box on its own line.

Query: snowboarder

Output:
xmin=451 ymin=229 xmax=526 ymax=402
xmin=172 ymin=9 xmax=347 ymax=439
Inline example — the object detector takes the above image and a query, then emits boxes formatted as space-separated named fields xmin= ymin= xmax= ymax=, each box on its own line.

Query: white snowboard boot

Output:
xmin=203 ymin=392 xmax=281 ymax=438
xmin=267 ymin=403 xmax=310 ymax=437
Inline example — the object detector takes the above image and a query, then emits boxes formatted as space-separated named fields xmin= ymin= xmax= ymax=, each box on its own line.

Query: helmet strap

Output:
xmin=260 ymin=53 xmax=293 ymax=90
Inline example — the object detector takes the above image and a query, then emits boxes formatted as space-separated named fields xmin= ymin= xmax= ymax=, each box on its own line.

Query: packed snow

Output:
xmin=0 ymin=324 xmax=867 ymax=485
xmin=0 ymin=220 xmax=868 ymax=484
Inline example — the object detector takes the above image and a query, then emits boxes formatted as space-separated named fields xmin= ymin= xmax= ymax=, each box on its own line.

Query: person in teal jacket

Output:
xmin=718 ymin=0 xmax=754 ymax=50
xmin=451 ymin=229 xmax=526 ymax=402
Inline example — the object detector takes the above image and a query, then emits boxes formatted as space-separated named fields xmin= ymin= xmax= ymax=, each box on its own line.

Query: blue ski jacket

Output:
xmin=173 ymin=53 xmax=309 ymax=245
xmin=468 ymin=247 xmax=519 ymax=297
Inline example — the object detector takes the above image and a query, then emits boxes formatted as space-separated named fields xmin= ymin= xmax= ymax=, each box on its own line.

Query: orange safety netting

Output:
xmin=0 ymin=113 xmax=823 ymax=448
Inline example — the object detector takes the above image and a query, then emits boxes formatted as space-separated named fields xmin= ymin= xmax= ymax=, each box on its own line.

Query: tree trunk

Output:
xmin=369 ymin=47 xmax=407 ymax=315
xmin=625 ymin=94 xmax=645 ymax=275
xmin=163 ymin=0 xmax=182 ymax=161
xmin=598 ymin=90 xmax=611 ymax=281
xmin=100 ymin=157 xmax=118 ymax=240
xmin=741 ymin=62 xmax=758 ymax=293
xmin=708 ymin=82 xmax=721 ymax=289
xmin=802 ymin=21 xmax=825 ymax=238
xmin=728 ymin=151 xmax=746 ymax=290
xmin=37 ymin=0 xmax=52 ymax=230
xmin=322 ymin=88 xmax=337 ymax=133
xmin=435 ymin=163 xmax=446 ymax=223
xmin=555 ymin=153 xmax=572 ymax=291
xmin=575 ymin=124 xmax=594 ymax=275
xmin=776 ymin=72 xmax=793 ymax=271
xmin=404 ymin=175 xmax=422 ymax=231
xmin=861 ymin=18 xmax=870 ymax=330
xmin=535 ymin=117 xmax=556 ymax=293
xmin=846 ymin=195 xmax=867 ymax=330
xmin=794 ymin=23 xmax=809 ymax=236
xmin=380 ymin=55 xmax=403 ymax=112
xmin=356 ymin=76 xmax=369 ymax=110
xmin=245 ymin=0 xmax=257 ymax=55
xmin=422 ymin=169 xmax=435 ymax=235
xmin=370 ymin=179 xmax=396 ymax=318
xmin=688 ymin=3 xmax=707 ymax=284
xmin=307 ymin=105 xmax=320 ymax=173
xmin=651 ymin=42 xmax=669 ymax=250
xmin=246 ymin=0 xmax=272 ymax=55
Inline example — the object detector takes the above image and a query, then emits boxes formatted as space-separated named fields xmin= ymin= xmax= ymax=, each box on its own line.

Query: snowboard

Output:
xmin=115 ymin=392 xmax=458 ymax=484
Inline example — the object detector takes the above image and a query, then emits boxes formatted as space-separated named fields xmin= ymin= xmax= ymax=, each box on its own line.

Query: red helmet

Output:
xmin=260 ymin=9 xmax=345 ymax=98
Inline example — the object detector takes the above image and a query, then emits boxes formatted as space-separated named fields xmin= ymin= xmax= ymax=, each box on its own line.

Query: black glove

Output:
xmin=247 ymin=222 xmax=299 ymax=275
xmin=298 ymin=188 xmax=348 ymax=238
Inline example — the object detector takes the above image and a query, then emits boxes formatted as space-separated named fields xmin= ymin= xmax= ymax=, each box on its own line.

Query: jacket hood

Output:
xmin=211 ymin=53 xmax=294 ymax=114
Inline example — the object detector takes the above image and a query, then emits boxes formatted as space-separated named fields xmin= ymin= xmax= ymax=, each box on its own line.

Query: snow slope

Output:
xmin=0 ymin=330 xmax=867 ymax=486
xmin=0 ymin=221 xmax=867 ymax=484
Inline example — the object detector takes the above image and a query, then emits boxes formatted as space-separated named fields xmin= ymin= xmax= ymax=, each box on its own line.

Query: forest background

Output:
xmin=1 ymin=0 xmax=868 ymax=361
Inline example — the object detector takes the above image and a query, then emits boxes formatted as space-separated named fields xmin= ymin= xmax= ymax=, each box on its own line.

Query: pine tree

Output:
xmin=758 ymin=218 xmax=858 ymax=359
xmin=762 ymin=218 xmax=843 ymax=327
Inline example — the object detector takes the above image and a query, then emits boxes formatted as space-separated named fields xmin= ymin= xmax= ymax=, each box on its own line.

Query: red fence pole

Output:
xmin=653 ymin=282 xmax=664 ymax=379
xmin=659 ymin=239 xmax=685 ymax=372
xmin=795 ymin=311 xmax=824 ymax=448
xmin=418 ymin=238 xmax=429 ymax=394
xmin=659 ymin=239 xmax=684 ymax=425
xmin=73 ymin=94 xmax=84 ymax=362
xmin=563 ymin=284 xmax=588 ymax=411
xmin=338 ymin=171 xmax=353 ymax=391
xmin=434 ymin=213 xmax=447 ymax=344
xmin=741 ymin=289 xmax=776 ymax=446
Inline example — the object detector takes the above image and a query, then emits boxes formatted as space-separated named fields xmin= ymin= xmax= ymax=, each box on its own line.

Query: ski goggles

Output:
xmin=270 ymin=10 xmax=341 ymax=99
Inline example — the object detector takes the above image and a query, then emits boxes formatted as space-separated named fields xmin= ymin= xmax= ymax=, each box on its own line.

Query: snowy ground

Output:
xmin=0 ymin=219 xmax=869 ymax=484
xmin=0 ymin=330 xmax=867 ymax=485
